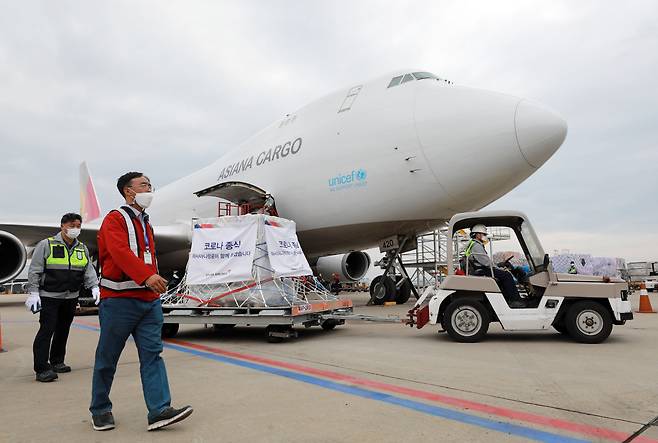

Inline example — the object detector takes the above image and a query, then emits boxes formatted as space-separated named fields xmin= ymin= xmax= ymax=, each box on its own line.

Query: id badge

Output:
xmin=144 ymin=251 xmax=153 ymax=265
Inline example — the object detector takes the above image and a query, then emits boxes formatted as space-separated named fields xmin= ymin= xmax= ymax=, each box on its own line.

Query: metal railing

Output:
xmin=401 ymin=226 xmax=510 ymax=289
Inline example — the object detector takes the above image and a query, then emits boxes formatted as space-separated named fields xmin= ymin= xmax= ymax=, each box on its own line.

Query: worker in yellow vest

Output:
xmin=568 ymin=261 xmax=578 ymax=274
xmin=26 ymin=213 xmax=99 ymax=382
xmin=462 ymin=224 xmax=524 ymax=308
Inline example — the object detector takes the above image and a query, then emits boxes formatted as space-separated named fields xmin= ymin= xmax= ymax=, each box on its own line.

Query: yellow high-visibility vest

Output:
xmin=42 ymin=237 xmax=89 ymax=292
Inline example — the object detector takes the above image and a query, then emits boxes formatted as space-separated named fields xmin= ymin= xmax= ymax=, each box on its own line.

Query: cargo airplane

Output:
xmin=0 ymin=69 xmax=567 ymax=301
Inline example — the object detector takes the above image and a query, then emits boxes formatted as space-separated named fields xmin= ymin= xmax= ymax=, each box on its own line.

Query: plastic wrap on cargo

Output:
xmin=162 ymin=215 xmax=330 ymax=308
xmin=547 ymin=254 xmax=572 ymax=273
xmin=493 ymin=251 xmax=528 ymax=268
xmin=551 ymin=254 xmax=624 ymax=277
xmin=589 ymin=257 xmax=617 ymax=276
xmin=493 ymin=249 xmax=625 ymax=277
xmin=551 ymin=254 xmax=591 ymax=274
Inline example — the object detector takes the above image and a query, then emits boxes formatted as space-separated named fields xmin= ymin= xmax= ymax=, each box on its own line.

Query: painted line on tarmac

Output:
xmin=74 ymin=321 xmax=640 ymax=443
xmin=166 ymin=338 xmax=654 ymax=443
xmin=74 ymin=322 xmax=103 ymax=332
xmin=77 ymin=321 xmax=653 ymax=442
xmin=286 ymin=356 xmax=643 ymax=426
xmin=165 ymin=340 xmax=590 ymax=443
xmin=73 ymin=322 xmax=584 ymax=442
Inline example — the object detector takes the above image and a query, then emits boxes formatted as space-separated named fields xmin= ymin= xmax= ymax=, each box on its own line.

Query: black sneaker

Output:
xmin=35 ymin=370 xmax=58 ymax=382
xmin=147 ymin=406 xmax=193 ymax=431
xmin=52 ymin=363 xmax=71 ymax=373
xmin=92 ymin=412 xmax=115 ymax=431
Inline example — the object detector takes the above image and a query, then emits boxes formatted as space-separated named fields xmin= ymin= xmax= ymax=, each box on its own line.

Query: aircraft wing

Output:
xmin=0 ymin=221 xmax=190 ymax=254
xmin=0 ymin=221 xmax=88 ymax=248
xmin=151 ymin=223 xmax=192 ymax=254
xmin=0 ymin=163 xmax=192 ymax=284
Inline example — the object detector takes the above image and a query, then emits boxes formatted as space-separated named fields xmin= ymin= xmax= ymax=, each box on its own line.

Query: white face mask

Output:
xmin=134 ymin=191 xmax=154 ymax=209
xmin=66 ymin=228 xmax=81 ymax=239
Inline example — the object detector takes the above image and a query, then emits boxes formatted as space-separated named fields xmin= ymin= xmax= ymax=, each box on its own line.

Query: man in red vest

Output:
xmin=89 ymin=171 xmax=193 ymax=432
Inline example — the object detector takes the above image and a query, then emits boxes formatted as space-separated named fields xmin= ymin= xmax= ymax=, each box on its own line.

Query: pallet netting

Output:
xmin=491 ymin=251 xmax=625 ymax=277
xmin=161 ymin=274 xmax=335 ymax=308
xmin=493 ymin=251 xmax=529 ymax=269
xmin=161 ymin=216 xmax=337 ymax=308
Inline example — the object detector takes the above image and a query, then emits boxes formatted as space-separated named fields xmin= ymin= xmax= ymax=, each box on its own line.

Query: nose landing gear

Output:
xmin=369 ymin=236 xmax=419 ymax=305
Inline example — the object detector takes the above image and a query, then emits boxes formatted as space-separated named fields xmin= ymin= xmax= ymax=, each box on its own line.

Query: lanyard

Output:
xmin=139 ymin=214 xmax=150 ymax=251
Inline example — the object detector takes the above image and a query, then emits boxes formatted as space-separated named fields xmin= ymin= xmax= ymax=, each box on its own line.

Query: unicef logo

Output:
xmin=328 ymin=168 xmax=368 ymax=191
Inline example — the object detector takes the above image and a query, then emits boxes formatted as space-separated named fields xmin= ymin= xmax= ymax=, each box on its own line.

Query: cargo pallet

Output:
xmin=162 ymin=299 xmax=354 ymax=342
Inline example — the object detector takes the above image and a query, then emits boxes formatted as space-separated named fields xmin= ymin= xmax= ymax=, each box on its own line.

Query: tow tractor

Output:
xmin=406 ymin=211 xmax=633 ymax=343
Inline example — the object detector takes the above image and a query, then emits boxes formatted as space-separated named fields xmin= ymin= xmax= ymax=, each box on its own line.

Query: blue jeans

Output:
xmin=89 ymin=297 xmax=171 ymax=420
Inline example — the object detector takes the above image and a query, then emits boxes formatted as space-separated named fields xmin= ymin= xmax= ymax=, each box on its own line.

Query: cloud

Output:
xmin=0 ymin=0 xmax=656 ymax=260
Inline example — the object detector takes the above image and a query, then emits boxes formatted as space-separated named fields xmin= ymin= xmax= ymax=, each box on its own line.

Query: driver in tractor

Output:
xmin=462 ymin=224 xmax=525 ymax=308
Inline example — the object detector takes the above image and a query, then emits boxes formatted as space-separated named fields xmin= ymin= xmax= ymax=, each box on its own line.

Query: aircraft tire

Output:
xmin=370 ymin=275 xmax=396 ymax=305
xmin=394 ymin=276 xmax=412 ymax=304
xmin=564 ymin=301 xmax=613 ymax=344
xmin=442 ymin=299 xmax=490 ymax=343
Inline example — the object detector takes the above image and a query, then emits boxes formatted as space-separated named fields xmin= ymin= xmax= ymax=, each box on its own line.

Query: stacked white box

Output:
xmin=162 ymin=215 xmax=333 ymax=308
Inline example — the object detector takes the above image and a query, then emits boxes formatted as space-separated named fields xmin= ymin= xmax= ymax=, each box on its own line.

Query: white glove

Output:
xmin=25 ymin=292 xmax=41 ymax=313
xmin=91 ymin=287 xmax=101 ymax=305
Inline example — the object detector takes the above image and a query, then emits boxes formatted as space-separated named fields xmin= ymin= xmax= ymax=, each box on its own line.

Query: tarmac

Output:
xmin=1 ymin=292 xmax=658 ymax=443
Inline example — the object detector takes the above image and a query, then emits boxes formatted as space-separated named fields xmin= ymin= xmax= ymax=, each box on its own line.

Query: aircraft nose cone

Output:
xmin=515 ymin=100 xmax=568 ymax=168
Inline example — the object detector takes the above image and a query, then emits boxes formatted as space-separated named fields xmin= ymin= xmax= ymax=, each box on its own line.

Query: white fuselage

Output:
xmin=147 ymin=70 xmax=567 ymax=259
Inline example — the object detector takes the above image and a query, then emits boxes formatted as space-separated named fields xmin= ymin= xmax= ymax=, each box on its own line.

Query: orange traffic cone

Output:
xmin=637 ymin=282 xmax=654 ymax=313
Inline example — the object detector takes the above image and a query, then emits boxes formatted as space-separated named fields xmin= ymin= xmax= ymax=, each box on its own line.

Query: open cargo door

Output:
xmin=195 ymin=181 xmax=278 ymax=216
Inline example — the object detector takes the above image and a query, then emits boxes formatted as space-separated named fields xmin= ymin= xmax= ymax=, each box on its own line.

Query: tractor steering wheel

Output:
xmin=497 ymin=255 xmax=515 ymax=270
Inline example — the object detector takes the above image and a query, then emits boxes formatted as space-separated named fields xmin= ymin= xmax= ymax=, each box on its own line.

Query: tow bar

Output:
xmin=319 ymin=309 xmax=408 ymax=325
xmin=407 ymin=304 xmax=431 ymax=329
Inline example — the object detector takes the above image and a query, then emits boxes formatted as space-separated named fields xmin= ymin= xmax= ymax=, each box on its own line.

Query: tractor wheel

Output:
xmin=442 ymin=299 xmax=490 ymax=343
xmin=564 ymin=301 xmax=613 ymax=344
xmin=370 ymin=275 xmax=396 ymax=305
xmin=552 ymin=322 xmax=568 ymax=335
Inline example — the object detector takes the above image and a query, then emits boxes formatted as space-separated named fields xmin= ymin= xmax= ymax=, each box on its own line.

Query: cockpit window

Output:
xmin=387 ymin=75 xmax=403 ymax=88
xmin=387 ymin=71 xmax=451 ymax=88
xmin=413 ymin=71 xmax=438 ymax=80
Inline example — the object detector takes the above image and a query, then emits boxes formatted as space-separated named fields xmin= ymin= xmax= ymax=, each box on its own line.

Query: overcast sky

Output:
xmin=1 ymin=1 xmax=656 ymax=260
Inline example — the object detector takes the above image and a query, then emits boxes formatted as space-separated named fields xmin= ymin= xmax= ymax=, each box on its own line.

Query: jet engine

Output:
xmin=0 ymin=231 xmax=27 ymax=284
xmin=315 ymin=251 xmax=371 ymax=282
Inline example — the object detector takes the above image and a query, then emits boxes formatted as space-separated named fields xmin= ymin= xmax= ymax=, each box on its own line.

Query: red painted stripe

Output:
xmin=74 ymin=320 xmax=653 ymax=443
xmin=75 ymin=320 xmax=100 ymax=328
xmin=167 ymin=338 xmax=654 ymax=443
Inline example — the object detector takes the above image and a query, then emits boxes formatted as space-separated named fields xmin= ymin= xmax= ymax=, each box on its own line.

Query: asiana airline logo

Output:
xmin=328 ymin=168 xmax=368 ymax=191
